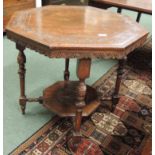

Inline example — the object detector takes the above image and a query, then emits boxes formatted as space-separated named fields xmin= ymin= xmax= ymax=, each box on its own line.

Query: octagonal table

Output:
xmin=6 ymin=5 xmax=148 ymax=153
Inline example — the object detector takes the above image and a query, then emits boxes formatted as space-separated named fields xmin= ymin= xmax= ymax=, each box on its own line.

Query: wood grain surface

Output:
xmin=6 ymin=6 xmax=148 ymax=59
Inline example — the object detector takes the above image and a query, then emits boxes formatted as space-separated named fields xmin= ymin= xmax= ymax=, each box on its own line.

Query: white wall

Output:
xmin=36 ymin=0 xmax=42 ymax=7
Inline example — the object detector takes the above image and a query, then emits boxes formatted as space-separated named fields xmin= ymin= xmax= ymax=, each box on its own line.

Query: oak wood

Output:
xmin=4 ymin=0 xmax=35 ymax=8
xmin=90 ymin=0 xmax=152 ymax=14
xmin=75 ymin=58 xmax=91 ymax=136
xmin=43 ymin=81 xmax=100 ymax=117
xmin=76 ymin=59 xmax=91 ymax=81
xmin=6 ymin=6 xmax=149 ymax=151
xmin=3 ymin=0 xmax=35 ymax=31
xmin=6 ymin=6 xmax=148 ymax=59
xmin=74 ymin=80 xmax=86 ymax=134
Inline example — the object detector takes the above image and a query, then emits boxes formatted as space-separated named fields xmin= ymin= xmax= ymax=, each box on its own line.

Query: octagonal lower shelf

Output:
xmin=43 ymin=81 xmax=100 ymax=117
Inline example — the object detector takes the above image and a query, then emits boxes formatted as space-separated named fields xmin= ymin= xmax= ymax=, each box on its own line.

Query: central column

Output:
xmin=68 ymin=58 xmax=91 ymax=153
xmin=75 ymin=58 xmax=91 ymax=135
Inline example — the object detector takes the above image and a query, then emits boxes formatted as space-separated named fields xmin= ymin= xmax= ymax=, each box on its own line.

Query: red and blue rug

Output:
xmin=10 ymin=65 xmax=152 ymax=155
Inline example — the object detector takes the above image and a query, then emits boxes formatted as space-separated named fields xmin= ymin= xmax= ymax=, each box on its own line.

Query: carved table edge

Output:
xmin=6 ymin=30 xmax=148 ymax=59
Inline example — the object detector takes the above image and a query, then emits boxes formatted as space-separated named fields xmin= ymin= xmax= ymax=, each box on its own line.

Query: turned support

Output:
xmin=75 ymin=58 xmax=91 ymax=135
xmin=16 ymin=43 xmax=26 ymax=114
xmin=64 ymin=58 xmax=70 ymax=81
xmin=26 ymin=97 xmax=43 ymax=103
xmin=68 ymin=58 xmax=91 ymax=152
xmin=112 ymin=57 xmax=127 ymax=110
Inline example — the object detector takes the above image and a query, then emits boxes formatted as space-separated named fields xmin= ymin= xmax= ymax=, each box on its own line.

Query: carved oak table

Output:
xmin=89 ymin=0 xmax=152 ymax=22
xmin=6 ymin=6 xmax=148 ymax=153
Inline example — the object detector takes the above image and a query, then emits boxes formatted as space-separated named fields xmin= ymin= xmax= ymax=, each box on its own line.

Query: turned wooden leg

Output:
xmin=68 ymin=58 xmax=91 ymax=153
xmin=64 ymin=58 xmax=70 ymax=81
xmin=75 ymin=81 xmax=86 ymax=135
xmin=16 ymin=43 xmax=26 ymax=114
xmin=70 ymin=81 xmax=87 ymax=148
xmin=112 ymin=58 xmax=126 ymax=110
xmin=75 ymin=58 xmax=91 ymax=135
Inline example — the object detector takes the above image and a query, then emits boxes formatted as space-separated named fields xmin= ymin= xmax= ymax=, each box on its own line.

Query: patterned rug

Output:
xmin=10 ymin=65 xmax=152 ymax=155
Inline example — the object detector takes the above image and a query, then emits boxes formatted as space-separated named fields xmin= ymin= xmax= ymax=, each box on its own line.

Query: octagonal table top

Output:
xmin=93 ymin=0 xmax=152 ymax=14
xmin=6 ymin=6 xmax=148 ymax=59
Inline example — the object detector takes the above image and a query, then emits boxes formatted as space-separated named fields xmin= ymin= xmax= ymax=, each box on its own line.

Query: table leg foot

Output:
xmin=68 ymin=135 xmax=82 ymax=153
xmin=19 ymin=97 xmax=26 ymax=114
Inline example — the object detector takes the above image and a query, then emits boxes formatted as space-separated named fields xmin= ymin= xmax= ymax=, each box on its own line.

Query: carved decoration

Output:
xmin=6 ymin=6 xmax=148 ymax=59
